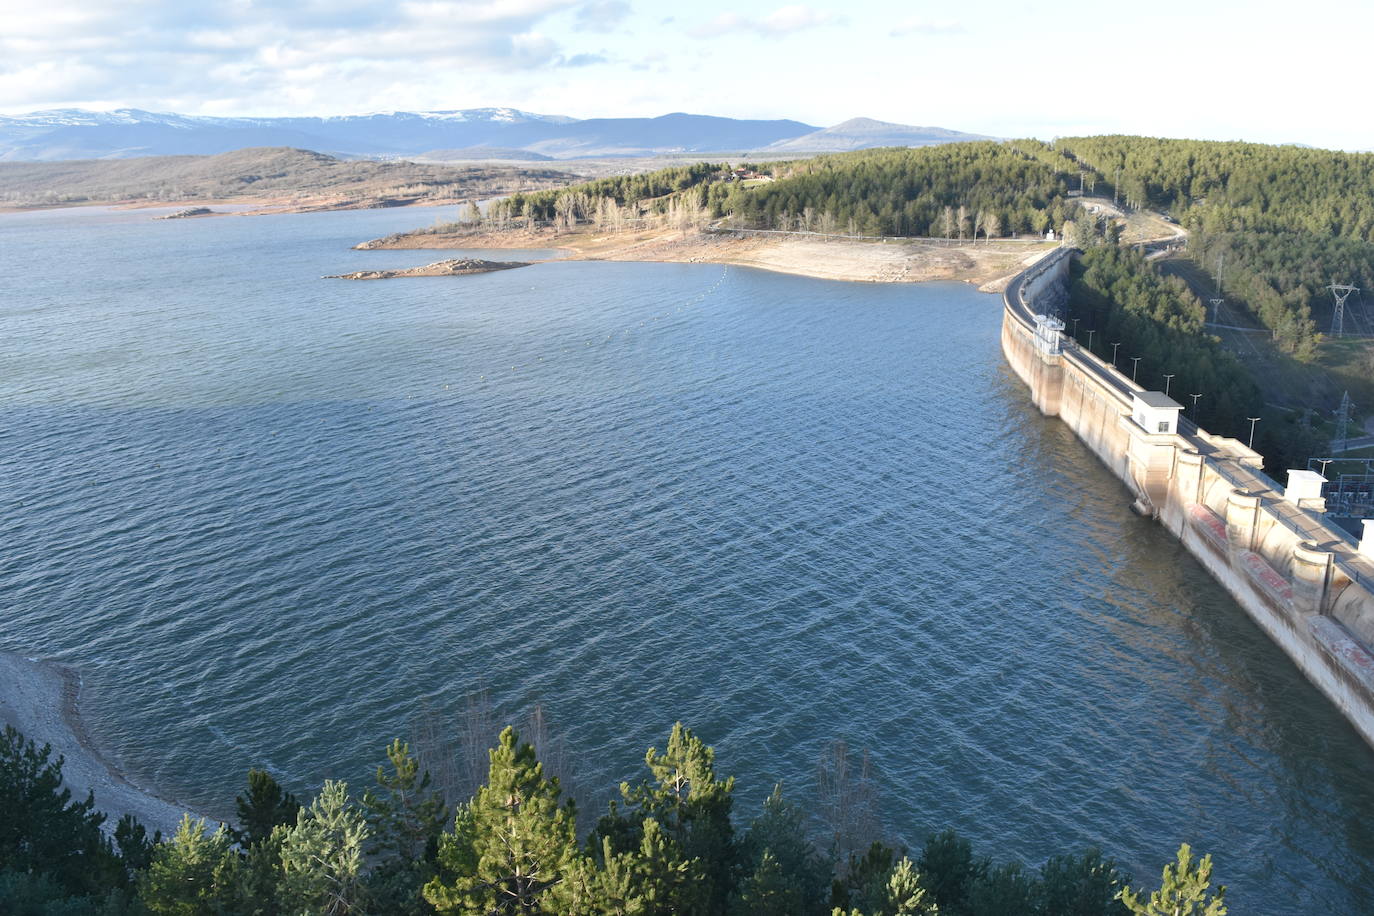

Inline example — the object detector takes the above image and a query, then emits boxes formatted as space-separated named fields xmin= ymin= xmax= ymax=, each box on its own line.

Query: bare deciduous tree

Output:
xmin=815 ymin=740 xmax=884 ymax=871
xmin=984 ymin=211 xmax=1001 ymax=242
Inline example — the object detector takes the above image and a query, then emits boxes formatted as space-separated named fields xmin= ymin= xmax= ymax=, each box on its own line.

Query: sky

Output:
xmin=1 ymin=0 xmax=1371 ymax=149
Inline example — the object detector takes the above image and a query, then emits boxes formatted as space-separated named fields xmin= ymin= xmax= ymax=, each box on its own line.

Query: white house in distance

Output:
xmin=1131 ymin=390 xmax=1182 ymax=434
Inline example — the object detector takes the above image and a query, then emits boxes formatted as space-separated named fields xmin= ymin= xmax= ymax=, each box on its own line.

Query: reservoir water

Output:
xmin=3 ymin=205 xmax=1374 ymax=913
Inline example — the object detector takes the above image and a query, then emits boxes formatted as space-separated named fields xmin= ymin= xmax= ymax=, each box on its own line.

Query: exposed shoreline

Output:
xmin=0 ymin=650 xmax=206 ymax=838
xmin=354 ymin=224 xmax=1060 ymax=291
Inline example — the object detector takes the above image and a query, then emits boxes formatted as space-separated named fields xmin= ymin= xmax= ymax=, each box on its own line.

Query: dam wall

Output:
xmin=1002 ymin=248 xmax=1374 ymax=748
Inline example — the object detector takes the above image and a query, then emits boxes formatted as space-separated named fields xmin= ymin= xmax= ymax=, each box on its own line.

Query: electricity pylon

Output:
xmin=1329 ymin=282 xmax=1360 ymax=337
xmin=1335 ymin=391 xmax=1355 ymax=451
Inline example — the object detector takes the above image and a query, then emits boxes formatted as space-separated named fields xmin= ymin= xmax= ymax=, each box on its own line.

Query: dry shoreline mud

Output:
xmin=0 ymin=651 xmax=203 ymax=838
xmin=355 ymin=224 xmax=1061 ymax=291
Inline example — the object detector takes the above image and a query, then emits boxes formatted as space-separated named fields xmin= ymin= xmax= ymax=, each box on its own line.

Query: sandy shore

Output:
xmin=0 ymin=650 xmax=206 ymax=838
xmin=356 ymin=224 xmax=1061 ymax=291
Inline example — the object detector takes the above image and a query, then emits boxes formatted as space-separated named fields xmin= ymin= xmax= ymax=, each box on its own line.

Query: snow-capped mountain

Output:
xmin=0 ymin=108 xmax=816 ymax=160
xmin=0 ymin=108 xmax=981 ymax=161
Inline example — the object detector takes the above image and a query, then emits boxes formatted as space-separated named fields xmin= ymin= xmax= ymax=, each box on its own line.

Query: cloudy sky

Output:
xmin=2 ymin=0 xmax=1369 ymax=148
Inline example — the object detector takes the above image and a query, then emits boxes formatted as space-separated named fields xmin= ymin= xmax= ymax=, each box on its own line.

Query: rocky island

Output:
xmin=325 ymin=257 xmax=530 ymax=279
xmin=157 ymin=206 xmax=214 ymax=219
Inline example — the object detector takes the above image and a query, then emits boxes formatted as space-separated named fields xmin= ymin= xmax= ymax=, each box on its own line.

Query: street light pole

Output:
xmin=1190 ymin=393 xmax=1201 ymax=414
xmin=1111 ymin=341 xmax=1121 ymax=366
xmin=1072 ymin=317 xmax=1080 ymax=339
xmin=1163 ymin=374 xmax=1176 ymax=396
xmin=1086 ymin=329 xmax=1096 ymax=353
xmin=1130 ymin=357 xmax=1141 ymax=382
xmin=1247 ymin=416 xmax=1261 ymax=449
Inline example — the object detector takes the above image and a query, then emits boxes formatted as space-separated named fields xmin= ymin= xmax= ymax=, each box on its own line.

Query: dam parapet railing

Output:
xmin=1000 ymin=246 xmax=1374 ymax=748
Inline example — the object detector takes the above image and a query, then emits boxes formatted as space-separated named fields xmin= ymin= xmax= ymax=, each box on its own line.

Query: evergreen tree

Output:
xmin=278 ymin=780 xmax=369 ymax=916
xmin=581 ymin=819 xmax=688 ymax=916
xmin=883 ymin=857 xmax=938 ymax=916
xmin=832 ymin=842 xmax=898 ymax=915
xmin=596 ymin=722 xmax=739 ymax=916
xmin=114 ymin=813 xmax=161 ymax=875
xmin=239 ymin=836 xmax=290 ymax=915
xmin=139 ymin=815 xmax=251 ymax=915
xmin=0 ymin=869 xmax=132 ymax=916
xmin=828 ymin=854 xmax=937 ymax=916
xmin=966 ymin=861 xmax=1037 ymax=916
xmin=0 ymin=725 xmax=124 ymax=897
xmin=1118 ymin=844 xmax=1226 ymax=916
xmin=362 ymin=738 xmax=449 ymax=862
xmin=732 ymin=849 xmax=795 ymax=915
xmin=917 ymin=829 xmax=986 ymax=915
xmin=234 ymin=768 xmax=301 ymax=848
xmin=362 ymin=738 xmax=449 ymax=914
xmin=732 ymin=784 xmax=829 ymax=916
xmin=424 ymin=726 xmax=583 ymax=915
xmin=1039 ymin=848 xmax=1130 ymax=916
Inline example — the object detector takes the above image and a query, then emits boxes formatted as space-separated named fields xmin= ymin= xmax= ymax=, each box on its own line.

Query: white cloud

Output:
xmin=574 ymin=0 xmax=631 ymax=32
xmin=0 ymin=0 xmax=592 ymax=114
xmin=688 ymin=5 xmax=836 ymax=38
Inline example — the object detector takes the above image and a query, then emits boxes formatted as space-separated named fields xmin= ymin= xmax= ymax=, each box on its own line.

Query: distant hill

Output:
xmin=420 ymin=147 xmax=555 ymax=162
xmin=760 ymin=118 xmax=991 ymax=153
xmin=0 ymin=109 xmax=818 ymax=161
xmin=0 ymin=108 xmax=985 ymax=162
xmin=0 ymin=108 xmax=584 ymax=161
xmin=0 ymin=146 xmax=573 ymax=208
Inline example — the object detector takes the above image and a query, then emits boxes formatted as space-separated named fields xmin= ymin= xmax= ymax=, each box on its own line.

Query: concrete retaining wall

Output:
xmin=1001 ymin=249 xmax=1374 ymax=748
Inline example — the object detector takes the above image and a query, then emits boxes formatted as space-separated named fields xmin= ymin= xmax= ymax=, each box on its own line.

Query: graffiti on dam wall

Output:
xmin=1310 ymin=616 xmax=1374 ymax=696
xmin=1239 ymin=549 xmax=1297 ymax=614
xmin=1186 ymin=503 xmax=1295 ymax=613
xmin=1189 ymin=503 xmax=1229 ymax=550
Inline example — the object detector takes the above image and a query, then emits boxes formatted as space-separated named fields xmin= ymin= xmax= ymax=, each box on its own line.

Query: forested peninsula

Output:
xmin=361 ymin=135 xmax=1374 ymax=473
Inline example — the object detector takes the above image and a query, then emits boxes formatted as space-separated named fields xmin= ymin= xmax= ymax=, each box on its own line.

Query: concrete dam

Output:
xmin=1002 ymin=248 xmax=1374 ymax=749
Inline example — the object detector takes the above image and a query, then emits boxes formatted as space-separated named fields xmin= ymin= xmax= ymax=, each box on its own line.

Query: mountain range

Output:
xmin=0 ymin=108 xmax=989 ymax=162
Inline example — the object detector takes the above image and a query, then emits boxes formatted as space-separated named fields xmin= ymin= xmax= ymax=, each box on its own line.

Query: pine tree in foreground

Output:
xmin=425 ymin=726 xmax=582 ymax=915
xmin=1118 ymin=843 xmax=1227 ymax=916
xmin=233 ymin=767 xmax=301 ymax=848
xmin=140 ymin=815 xmax=250 ymax=914
xmin=278 ymin=779 xmax=369 ymax=915
xmin=0 ymin=724 xmax=126 ymax=897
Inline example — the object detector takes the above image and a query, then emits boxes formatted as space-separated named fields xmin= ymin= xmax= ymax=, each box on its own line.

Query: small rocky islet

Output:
xmin=157 ymin=207 xmax=215 ymax=219
xmin=325 ymin=258 xmax=530 ymax=280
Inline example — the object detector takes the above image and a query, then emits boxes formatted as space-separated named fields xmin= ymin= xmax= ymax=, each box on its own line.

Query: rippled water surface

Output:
xmin=4 ymin=206 xmax=1374 ymax=913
